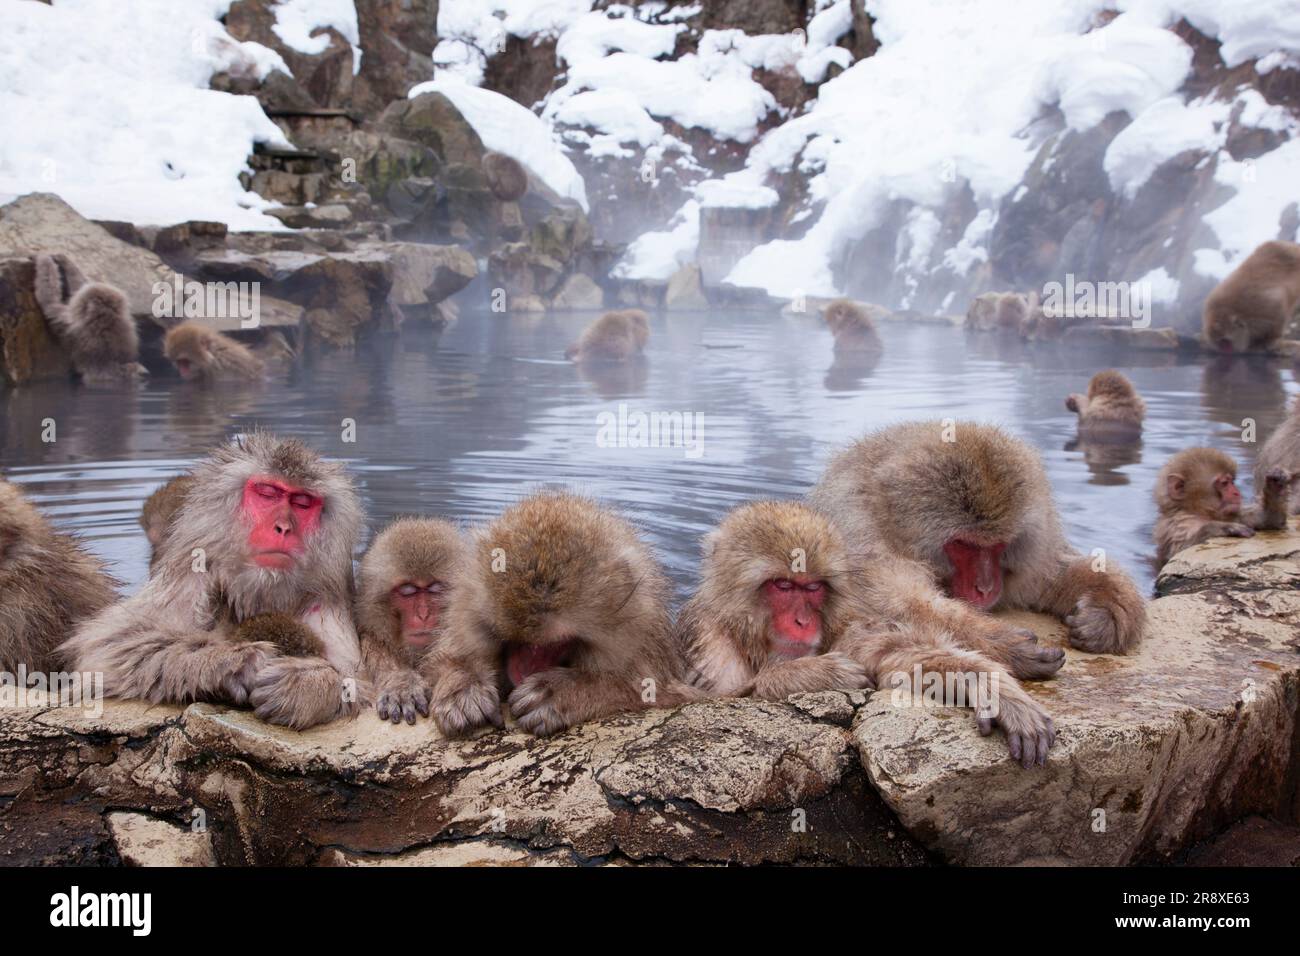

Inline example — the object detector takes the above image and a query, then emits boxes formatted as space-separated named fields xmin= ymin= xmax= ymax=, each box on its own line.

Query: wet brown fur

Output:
xmin=163 ymin=321 xmax=271 ymax=381
xmin=0 ymin=478 xmax=119 ymax=674
xmin=1154 ymin=447 xmax=1292 ymax=565
xmin=1255 ymin=396 xmax=1300 ymax=515
xmin=1202 ymin=240 xmax=1300 ymax=353
xmin=565 ymin=309 xmax=649 ymax=362
xmin=822 ymin=299 xmax=883 ymax=353
xmin=422 ymin=492 xmax=697 ymax=737
xmin=33 ymin=253 xmax=144 ymax=382
xmin=1066 ymin=369 xmax=1145 ymax=439
xmin=357 ymin=518 xmax=468 ymax=724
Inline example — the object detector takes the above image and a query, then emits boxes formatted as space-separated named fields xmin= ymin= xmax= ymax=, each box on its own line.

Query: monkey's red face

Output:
xmin=943 ymin=538 xmax=1006 ymax=610
xmin=241 ymin=477 xmax=322 ymax=570
xmin=1213 ymin=473 xmax=1242 ymax=516
xmin=763 ymin=577 xmax=826 ymax=658
xmin=392 ymin=580 xmax=445 ymax=650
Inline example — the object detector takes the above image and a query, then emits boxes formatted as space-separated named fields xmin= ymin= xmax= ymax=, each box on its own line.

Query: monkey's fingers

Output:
xmin=432 ymin=680 xmax=502 ymax=737
xmin=507 ymin=675 xmax=571 ymax=737
xmin=1065 ymin=599 xmax=1122 ymax=655
xmin=1007 ymin=639 xmax=1066 ymax=681
xmin=1225 ymin=524 xmax=1255 ymax=538
xmin=1264 ymin=468 xmax=1291 ymax=489
xmin=219 ymin=641 xmax=278 ymax=705
xmin=992 ymin=697 xmax=1055 ymax=769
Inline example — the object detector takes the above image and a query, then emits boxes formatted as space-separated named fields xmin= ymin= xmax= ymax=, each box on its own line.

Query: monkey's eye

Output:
xmin=395 ymin=583 xmax=420 ymax=598
xmin=253 ymin=483 xmax=282 ymax=500
xmin=772 ymin=579 xmax=796 ymax=591
xmin=289 ymin=493 xmax=317 ymax=510
xmin=802 ymin=581 xmax=823 ymax=593
xmin=425 ymin=582 xmax=446 ymax=594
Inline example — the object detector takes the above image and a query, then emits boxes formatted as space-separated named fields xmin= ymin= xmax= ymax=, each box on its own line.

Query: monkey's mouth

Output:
xmin=771 ymin=635 xmax=820 ymax=660
xmin=405 ymin=630 xmax=437 ymax=649
xmin=176 ymin=358 xmax=193 ymax=377
xmin=504 ymin=638 xmax=578 ymax=688
xmin=252 ymin=550 xmax=296 ymax=570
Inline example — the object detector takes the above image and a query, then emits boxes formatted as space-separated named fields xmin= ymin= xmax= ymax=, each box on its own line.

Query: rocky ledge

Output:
xmin=2 ymin=524 xmax=1297 ymax=866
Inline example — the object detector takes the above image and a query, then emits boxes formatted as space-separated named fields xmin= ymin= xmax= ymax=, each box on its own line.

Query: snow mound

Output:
xmin=0 ymin=0 xmax=291 ymax=230
xmin=408 ymin=78 xmax=590 ymax=211
xmin=271 ymin=0 xmax=363 ymax=75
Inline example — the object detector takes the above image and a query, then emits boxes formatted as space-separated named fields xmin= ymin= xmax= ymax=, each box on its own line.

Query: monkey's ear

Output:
xmin=1165 ymin=474 xmax=1186 ymax=501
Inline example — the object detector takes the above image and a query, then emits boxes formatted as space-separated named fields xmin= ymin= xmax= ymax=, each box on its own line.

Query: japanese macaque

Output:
xmin=163 ymin=321 xmax=292 ymax=381
xmin=139 ymin=474 xmax=196 ymax=569
xmin=61 ymin=433 xmax=365 ymax=730
xmin=965 ymin=291 xmax=1039 ymax=332
xmin=676 ymin=500 xmax=873 ymax=699
xmin=423 ymin=492 xmax=697 ymax=737
xmin=1203 ymin=241 xmax=1300 ymax=354
xmin=1066 ymin=369 xmax=1145 ymax=439
xmin=565 ymin=310 xmax=649 ymax=362
xmin=482 ymin=151 xmax=528 ymax=202
xmin=0 ymin=478 xmax=118 ymax=675
xmin=822 ymin=299 xmax=883 ymax=352
xmin=357 ymin=518 xmax=467 ymax=724
xmin=33 ymin=253 xmax=145 ymax=382
xmin=1256 ymin=397 xmax=1300 ymax=514
xmin=1154 ymin=447 xmax=1294 ymax=565
xmin=811 ymin=421 xmax=1147 ymax=656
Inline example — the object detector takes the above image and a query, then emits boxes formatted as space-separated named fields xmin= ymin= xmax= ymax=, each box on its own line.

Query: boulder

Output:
xmin=664 ymin=263 xmax=710 ymax=311
xmin=857 ymin=524 xmax=1300 ymax=865
xmin=379 ymin=93 xmax=487 ymax=170
xmin=1060 ymin=325 xmax=1181 ymax=350
xmin=0 ymin=694 xmax=923 ymax=866
xmin=550 ymin=272 xmax=605 ymax=311
xmin=0 ymin=257 xmax=73 ymax=384
xmin=0 ymin=193 xmax=174 ymax=318
xmin=266 ymin=204 xmax=355 ymax=230
xmin=488 ymin=242 xmax=565 ymax=300
xmin=364 ymin=241 xmax=478 ymax=308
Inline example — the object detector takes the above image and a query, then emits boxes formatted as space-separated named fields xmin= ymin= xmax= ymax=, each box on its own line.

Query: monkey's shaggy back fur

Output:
xmin=1255 ymin=397 xmax=1300 ymax=514
xmin=0 ymin=479 xmax=118 ymax=673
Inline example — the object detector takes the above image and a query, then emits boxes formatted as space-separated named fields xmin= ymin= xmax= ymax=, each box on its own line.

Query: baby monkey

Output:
xmin=356 ymin=518 xmax=467 ymax=725
xmin=1066 ymin=370 xmax=1145 ymax=440
xmin=676 ymin=500 xmax=872 ymax=698
xmin=1154 ymin=447 xmax=1294 ymax=565
xmin=423 ymin=492 xmax=695 ymax=737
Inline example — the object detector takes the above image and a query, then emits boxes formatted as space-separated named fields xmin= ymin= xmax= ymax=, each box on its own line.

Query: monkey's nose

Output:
xmin=273 ymin=520 xmax=292 ymax=537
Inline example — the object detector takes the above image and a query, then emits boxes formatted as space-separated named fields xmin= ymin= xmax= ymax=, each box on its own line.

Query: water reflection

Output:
xmin=3 ymin=312 xmax=1296 ymax=598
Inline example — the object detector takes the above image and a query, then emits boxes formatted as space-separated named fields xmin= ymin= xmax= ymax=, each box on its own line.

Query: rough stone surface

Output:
xmin=0 ymin=257 xmax=73 ymax=384
xmin=2 ymin=526 xmax=1297 ymax=866
xmin=665 ymin=263 xmax=710 ymax=311
xmin=857 ymin=523 xmax=1300 ymax=865
xmin=0 ymin=193 xmax=174 ymax=318
xmin=549 ymin=272 xmax=605 ymax=311
xmin=0 ymin=694 xmax=923 ymax=866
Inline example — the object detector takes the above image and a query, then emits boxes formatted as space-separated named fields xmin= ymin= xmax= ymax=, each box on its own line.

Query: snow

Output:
xmin=612 ymin=199 xmax=699 ymax=281
xmin=0 ymin=0 xmax=291 ymax=230
xmin=695 ymin=180 xmax=779 ymax=209
xmin=1197 ymin=138 xmax=1300 ymax=278
xmin=1138 ymin=266 xmax=1181 ymax=304
xmin=407 ymin=78 xmax=589 ymax=211
xmin=271 ymin=0 xmax=363 ymax=75
xmin=1103 ymin=96 xmax=1229 ymax=198
xmin=1123 ymin=0 xmax=1300 ymax=68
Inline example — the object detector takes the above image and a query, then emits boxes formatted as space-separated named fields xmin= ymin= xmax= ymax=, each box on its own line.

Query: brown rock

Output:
xmin=0 ymin=257 xmax=73 ymax=384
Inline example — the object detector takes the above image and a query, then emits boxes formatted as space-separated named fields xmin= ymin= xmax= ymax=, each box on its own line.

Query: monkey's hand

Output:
xmin=249 ymin=657 xmax=356 ymax=730
xmin=1218 ymin=522 xmax=1256 ymax=538
xmin=375 ymin=667 xmax=431 ymax=726
xmin=1002 ymin=629 xmax=1066 ymax=681
xmin=1263 ymin=467 xmax=1294 ymax=493
xmin=508 ymin=670 xmax=578 ymax=737
xmin=218 ymin=641 xmax=278 ymax=706
xmin=1064 ymin=579 xmax=1146 ymax=655
xmin=976 ymin=686 xmax=1056 ymax=769
xmin=430 ymin=667 xmax=502 ymax=737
